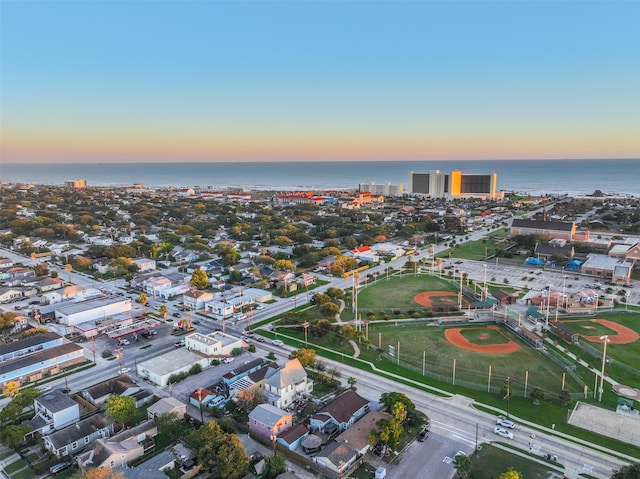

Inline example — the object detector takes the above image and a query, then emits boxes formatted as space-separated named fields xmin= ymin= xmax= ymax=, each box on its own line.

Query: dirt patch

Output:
xmin=580 ymin=319 xmax=639 ymax=345
xmin=478 ymin=333 xmax=489 ymax=340
xmin=582 ymin=326 xmax=597 ymax=330
xmin=444 ymin=325 xmax=521 ymax=354
xmin=414 ymin=291 xmax=458 ymax=308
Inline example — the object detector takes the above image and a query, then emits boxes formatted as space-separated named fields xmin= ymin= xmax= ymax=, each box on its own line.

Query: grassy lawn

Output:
xmin=367 ymin=322 xmax=585 ymax=394
xmin=3 ymin=460 xmax=26 ymax=475
xmin=357 ymin=275 xmax=460 ymax=310
xmin=565 ymin=319 xmax=618 ymax=337
xmin=469 ymin=444 xmax=556 ymax=479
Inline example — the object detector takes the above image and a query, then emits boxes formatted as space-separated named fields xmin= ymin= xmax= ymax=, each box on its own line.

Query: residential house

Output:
xmin=277 ymin=423 xmax=310 ymax=451
xmin=115 ymin=443 xmax=198 ymax=479
xmin=0 ymin=287 xmax=23 ymax=303
xmin=297 ymin=273 xmax=316 ymax=288
xmin=309 ymin=390 xmax=370 ymax=433
xmin=183 ymin=289 xmax=213 ymax=311
xmin=334 ymin=410 xmax=387 ymax=455
xmin=81 ymin=374 xmax=141 ymax=407
xmin=26 ymin=390 xmax=80 ymax=438
xmin=264 ymin=358 xmax=313 ymax=409
xmin=147 ymin=397 xmax=186 ymax=420
xmin=35 ymin=277 xmax=64 ymax=293
xmin=270 ymin=271 xmax=297 ymax=291
xmin=0 ymin=258 xmax=15 ymax=269
xmin=43 ymin=414 xmax=112 ymax=458
xmin=248 ymin=404 xmax=292 ymax=442
xmin=132 ymin=258 xmax=156 ymax=272
xmin=312 ymin=440 xmax=361 ymax=479
xmin=76 ymin=419 xmax=157 ymax=470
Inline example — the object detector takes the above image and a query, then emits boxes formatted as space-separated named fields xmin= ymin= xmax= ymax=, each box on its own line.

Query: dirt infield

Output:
xmin=414 ymin=291 xmax=458 ymax=307
xmin=444 ymin=325 xmax=522 ymax=354
xmin=580 ymin=319 xmax=639 ymax=345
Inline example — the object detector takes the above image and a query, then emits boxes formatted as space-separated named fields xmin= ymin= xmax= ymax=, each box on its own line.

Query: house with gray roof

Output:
xmin=310 ymin=390 xmax=370 ymax=433
xmin=76 ymin=419 xmax=157 ymax=470
xmin=43 ymin=413 xmax=112 ymax=458
xmin=264 ymin=358 xmax=313 ymax=409
xmin=81 ymin=374 xmax=141 ymax=407
xmin=248 ymin=403 xmax=292 ymax=442
xmin=312 ymin=440 xmax=361 ymax=479
xmin=25 ymin=389 xmax=80 ymax=438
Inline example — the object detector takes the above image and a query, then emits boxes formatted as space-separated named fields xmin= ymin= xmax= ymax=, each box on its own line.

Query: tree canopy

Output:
xmin=611 ymin=463 xmax=640 ymax=479
xmin=105 ymin=395 xmax=136 ymax=424
xmin=185 ymin=421 xmax=248 ymax=478
xmin=190 ymin=269 xmax=209 ymax=288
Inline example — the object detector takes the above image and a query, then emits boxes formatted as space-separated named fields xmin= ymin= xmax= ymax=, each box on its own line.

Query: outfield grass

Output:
xmin=469 ymin=444 xmax=556 ymax=479
xmin=367 ymin=322 xmax=585 ymax=394
xmin=357 ymin=275 xmax=460 ymax=310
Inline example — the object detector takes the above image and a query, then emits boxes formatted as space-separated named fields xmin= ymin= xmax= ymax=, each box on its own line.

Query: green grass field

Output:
xmin=357 ymin=275 xmax=460 ymax=310
xmin=368 ymin=322 xmax=585 ymax=394
xmin=564 ymin=319 xmax=618 ymax=337
xmin=469 ymin=444 xmax=556 ymax=479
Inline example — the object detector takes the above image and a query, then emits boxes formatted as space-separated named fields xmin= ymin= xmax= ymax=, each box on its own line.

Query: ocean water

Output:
xmin=1 ymin=159 xmax=639 ymax=197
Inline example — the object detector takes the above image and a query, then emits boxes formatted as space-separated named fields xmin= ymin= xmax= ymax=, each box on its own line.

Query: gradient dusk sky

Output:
xmin=2 ymin=0 xmax=640 ymax=164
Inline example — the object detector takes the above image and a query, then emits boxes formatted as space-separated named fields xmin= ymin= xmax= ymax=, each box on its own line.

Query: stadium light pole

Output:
xmin=562 ymin=275 xmax=568 ymax=309
xmin=483 ymin=264 xmax=488 ymax=301
xmin=459 ymin=271 xmax=464 ymax=310
xmin=598 ymin=335 xmax=610 ymax=402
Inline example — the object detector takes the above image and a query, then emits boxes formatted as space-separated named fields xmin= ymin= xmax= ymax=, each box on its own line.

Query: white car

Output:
xmin=119 ymin=339 xmax=130 ymax=345
xmin=40 ymin=385 xmax=52 ymax=392
xmin=494 ymin=426 xmax=514 ymax=439
xmin=496 ymin=418 xmax=516 ymax=429
xmin=272 ymin=339 xmax=284 ymax=346
xmin=222 ymin=357 xmax=235 ymax=364
xmin=118 ymin=367 xmax=131 ymax=374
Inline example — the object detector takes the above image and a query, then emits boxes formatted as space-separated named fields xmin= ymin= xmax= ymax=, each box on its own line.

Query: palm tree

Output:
xmin=139 ymin=293 xmax=148 ymax=315
xmin=158 ymin=305 xmax=168 ymax=321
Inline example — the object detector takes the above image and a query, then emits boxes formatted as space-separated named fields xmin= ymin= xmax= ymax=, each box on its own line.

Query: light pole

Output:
xmin=483 ymin=264 xmax=488 ymax=301
xmin=562 ymin=275 xmax=568 ymax=309
xmin=302 ymin=321 xmax=310 ymax=348
xmin=598 ymin=335 xmax=610 ymax=402
xmin=458 ymin=271 xmax=464 ymax=310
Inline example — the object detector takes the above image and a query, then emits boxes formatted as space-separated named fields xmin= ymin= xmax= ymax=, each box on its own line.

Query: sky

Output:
xmin=1 ymin=0 xmax=640 ymax=164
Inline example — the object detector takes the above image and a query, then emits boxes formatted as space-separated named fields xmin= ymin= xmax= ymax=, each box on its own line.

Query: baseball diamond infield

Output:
xmin=577 ymin=319 xmax=639 ymax=344
xmin=445 ymin=325 xmax=522 ymax=354
xmin=414 ymin=291 xmax=459 ymax=307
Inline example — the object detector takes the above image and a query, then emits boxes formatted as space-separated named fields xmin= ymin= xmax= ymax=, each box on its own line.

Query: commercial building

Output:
xmin=359 ymin=182 xmax=404 ymax=196
xmin=64 ymin=179 xmax=86 ymax=188
xmin=408 ymin=170 xmax=501 ymax=199
xmin=54 ymin=297 xmax=132 ymax=327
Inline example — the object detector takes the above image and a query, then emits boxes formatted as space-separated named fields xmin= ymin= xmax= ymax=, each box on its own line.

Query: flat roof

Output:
xmin=56 ymin=297 xmax=130 ymax=315
xmin=583 ymin=253 xmax=632 ymax=270
xmin=137 ymin=348 xmax=204 ymax=377
xmin=187 ymin=331 xmax=239 ymax=348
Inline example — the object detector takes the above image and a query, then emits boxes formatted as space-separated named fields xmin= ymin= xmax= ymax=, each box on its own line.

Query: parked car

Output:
xmin=118 ymin=367 xmax=131 ymax=374
xmin=256 ymin=337 xmax=266 ymax=343
xmin=119 ymin=339 xmax=130 ymax=346
xmin=50 ymin=462 xmax=72 ymax=475
xmin=494 ymin=426 xmax=514 ymax=439
xmin=174 ymin=339 xmax=185 ymax=347
xmin=417 ymin=429 xmax=430 ymax=442
xmin=173 ymin=312 xmax=182 ymax=318
xmin=222 ymin=357 xmax=235 ymax=364
xmin=272 ymin=339 xmax=284 ymax=346
xmin=496 ymin=418 xmax=516 ymax=429
xmin=40 ymin=385 xmax=52 ymax=392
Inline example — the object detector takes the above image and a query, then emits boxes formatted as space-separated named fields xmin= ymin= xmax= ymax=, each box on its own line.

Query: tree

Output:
xmin=70 ymin=467 xmax=124 ymax=479
xmin=380 ymin=392 xmax=416 ymax=414
xmin=156 ymin=412 xmax=189 ymax=444
xmin=138 ymin=293 xmax=148 ymax=315
xmin=499 ymin=469 xmax=522 ymax=479
xmin=185 ymin=421 xmax=248 ymax=478
xmin=611 ymin=463 xmax=640 ymax=479
xmin=530 ymin=387 xmax=545 ymax=405
xmin=158 ymin=305 xmax=168 ymax=320
xmin=2 ymin=380 xmax=20 ymax=398
xmin=559 ymin=389 xmax=571 ymax=406
xmin=453 ymin=453 xmax=471 ymax=479
xmin=289 ymin=348 xmax=316 ymax=368
xmin=0 ymin=312 xmax=19 ymax=340
xmin=368 ymin=417 xmax=403 ymax=450
xmin=261 ymin=454 xmax=287 ymax=479
xmin=0 ymin=424 xmax=31 ymax=448
xmin=190 ymin=269 xmax=209 ymax=289
xmin=105 ymin=395 xmax=136 ymax=424
xmin=347 ymin=376 xmax=357 ymax=391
